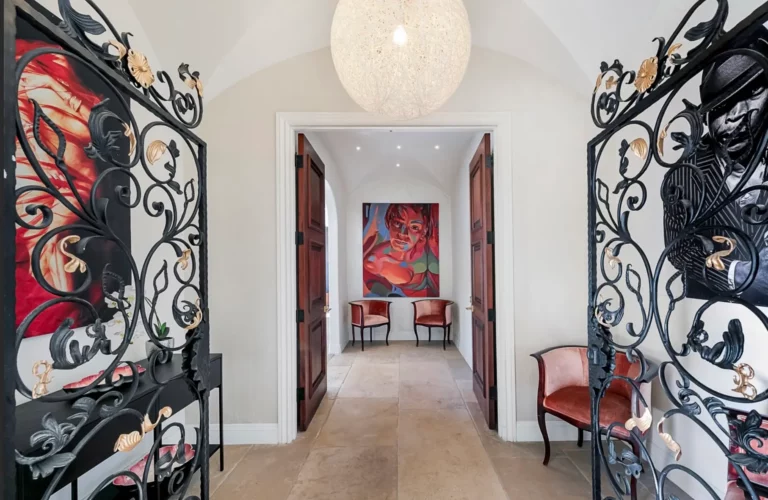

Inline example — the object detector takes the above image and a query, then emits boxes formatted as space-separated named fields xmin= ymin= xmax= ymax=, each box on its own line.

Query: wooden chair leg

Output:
xmin=428 ymin=327 xmax=432 ymax=343
xmin=361 ymin=326 xmax=365 ymax=352
xmin=447 ymin=325 xmax=452 ymax=345
xmin=385 ymin=323 xmax=390 ymax=345
xmin=538 ymin=407 xmax=551 ymax=466
xmin=352 ymin=326 xmax=356 ymax=346
xmin=577 ymin=428 xmax=584 ymax=448
xmin=442 ymin=327 xmax=447 ymax=350
xmin=414 ymin=324 xmax=419 ymax=347
xmin=369 ymin=327 xmax=373 ymax=343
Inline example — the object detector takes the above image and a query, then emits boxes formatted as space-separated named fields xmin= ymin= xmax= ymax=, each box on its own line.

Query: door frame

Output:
xmin=275 ymin=112 xmax=516 ymax=444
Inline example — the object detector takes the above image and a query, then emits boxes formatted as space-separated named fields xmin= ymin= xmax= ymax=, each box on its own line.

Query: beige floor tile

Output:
xmin=337 ymin=363 xmax=399 ymax=398
xmin=354 ymin=348 xmax=402 ymax=364
xmin=466 ymin=401 xmax=539 ymax=460
xmin=443 ymin=346 xmax=464 ymax=359
xmin=315 ymin=398 xmax=399 ymax=448
xmin=211 ymin=444 xmax=309 ymax=500
xmin=455 ymin=379 xmax=478 ymax=403
xmin=296 ymin=397 xmax=336 ymax=445
xmin=328 ymin=353 xmax=357 ymax=366
xmin=288 ymin=446 xmax=397 ymax=499
xmin=446 ymin=357 xmax=473 ymax=380
xmin=398 ymin=409 xmax=506 ymax=499
xmin=327 ymin=366 xmax=351 ymax=399
xmin=494 ymin=455 xmax=591 ymax=499
xmin=400 ymin=344 xmax=447 ymax=362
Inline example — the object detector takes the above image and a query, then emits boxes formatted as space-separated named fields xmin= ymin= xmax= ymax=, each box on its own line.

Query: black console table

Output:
xmin=14 ymin=354 xmax=224 ymax=499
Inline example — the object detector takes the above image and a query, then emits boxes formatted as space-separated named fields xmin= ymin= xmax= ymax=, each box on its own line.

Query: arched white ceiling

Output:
xmin=126 ymin=0 xmax=768 ymax=102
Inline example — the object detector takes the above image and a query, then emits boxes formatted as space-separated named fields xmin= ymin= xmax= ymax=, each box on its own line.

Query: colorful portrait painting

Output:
xmin=15 ymin=18 xmax=132 ymax=337
xmin=362 ymin=203 xmax=439 ymax=298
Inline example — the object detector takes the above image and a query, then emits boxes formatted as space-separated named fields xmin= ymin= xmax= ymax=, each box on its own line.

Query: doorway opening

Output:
xmin=276 ymin=112 xmax=516 ymax=445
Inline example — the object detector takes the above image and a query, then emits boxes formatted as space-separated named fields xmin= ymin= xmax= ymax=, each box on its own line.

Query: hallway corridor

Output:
xmin=203 ymin=342 xmax=668 ymax=499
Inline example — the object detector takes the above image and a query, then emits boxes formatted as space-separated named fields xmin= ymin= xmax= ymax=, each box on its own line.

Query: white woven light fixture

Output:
xmin=330 ymin=0 xmax=472 ymax=120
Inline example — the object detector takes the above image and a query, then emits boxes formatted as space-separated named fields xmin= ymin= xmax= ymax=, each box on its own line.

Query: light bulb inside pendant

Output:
xmin=393 ymin=25 xmax=408 ymax=46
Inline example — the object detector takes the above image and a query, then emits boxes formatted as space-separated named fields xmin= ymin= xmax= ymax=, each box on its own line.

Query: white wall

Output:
xmin=200 ymin=45 xmax=591 ymax=427
xmin=345 ymin=178 xmax=453 ymax=343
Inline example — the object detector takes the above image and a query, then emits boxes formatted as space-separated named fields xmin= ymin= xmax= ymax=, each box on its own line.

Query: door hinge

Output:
xmin=296 ymin=231 xmax=304 ymax=245
xmin=489 ymin=386 xmax=497 ymax=400
xmin=297 ymin=387 xmax=305 ymax=401
xmin=297 ymin=309 xmax=305 ymax=323
xmin=488 ymin=309 xmax=495 ymax=322
xmin=295 ymin=154 xmax=303 ymax=169
xmin=486 ymin=153 xmax=494 ymax=169
xmin=486 ymin=231 xmax=495 ymax=245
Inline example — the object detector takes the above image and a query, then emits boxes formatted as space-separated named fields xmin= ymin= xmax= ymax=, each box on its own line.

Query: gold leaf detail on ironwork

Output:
xmin=705 ymin=236 xmax=736 ymax=272
xmin=108 ymin=39 xmax=127 ymax=59
xmin=605 ymin=76 xmax=617 ymax=90
xmin=594 ymin=73 xmax=603 ymax=93
xmin=605 ymin=247 xmax=621 ymax=268
xmin=60 ymin=235 xmax=87 ymax=274
xmin=178 ymin=249 xmax=192 ymax=271
xmin=667 ymin=43 xmax=683 ymax=57
xmin=127 ymin=49 xmax=155 ymax=88
xmin=629 ymin=138 xmax=648 ymax=160
xmin=732 ymin=363 xmax=757 ymax=400
xmin=185 ymin=299 xmax=203 ymax=331
xmin=657 ymin=418 xmax=682 ymax=461
xmin=122 ymin=123 xmax=136 ymax=157
xmin=635 ymin=57 xmax=658 ymax=93
xmin=114 ymin=406 xmax=173 ymax=453
xmin=32 ymin=360 xmax=53 ymax=399
xmin=146 ymin=140 xmax=167 ymax=165
xmin=658 ymin=126 xmax=668 ymax=157
xmin=625 ymin=407 xmax=652 ymax=433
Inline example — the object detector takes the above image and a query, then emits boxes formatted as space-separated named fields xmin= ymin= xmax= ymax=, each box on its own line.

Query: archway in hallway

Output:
xmin=325 ymin=179 xmax=342 ymax=355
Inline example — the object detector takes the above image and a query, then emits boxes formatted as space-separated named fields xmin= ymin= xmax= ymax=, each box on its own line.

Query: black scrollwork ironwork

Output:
xmin=4 ymin=0 xmax=210 ymax=499
xmin=588 ymin=1 xmax=768 ymax=499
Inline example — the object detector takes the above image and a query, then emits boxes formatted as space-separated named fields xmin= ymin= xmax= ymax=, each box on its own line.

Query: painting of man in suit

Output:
xmin=664 ymin=27 xmax=768 ymax=304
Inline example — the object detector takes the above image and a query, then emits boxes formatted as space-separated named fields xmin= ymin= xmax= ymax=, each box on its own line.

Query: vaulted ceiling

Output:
xmin=126 ymin=0 xmax=768 ymax=101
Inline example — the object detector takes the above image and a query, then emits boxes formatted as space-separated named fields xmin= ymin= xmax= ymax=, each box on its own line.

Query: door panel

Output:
xmin=297 ymin=134 xmax=327 ymax=431
xmin=469 ymin=133 xmax=497 ymax=430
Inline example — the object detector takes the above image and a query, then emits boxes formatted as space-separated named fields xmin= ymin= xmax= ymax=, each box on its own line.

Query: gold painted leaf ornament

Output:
xmin=635 ymin=57 xmax=658 ymax=93
xmin=122 ymin=123 xmax=136 ymax=157
xmin=658 ymin=126 xmax=668 ymax=156
xmin=629 ymin=138 xmax=648 ymax=160
xmin=60 ymin=235 xmax=87 ymax=274
xmin=146 ymin=140 xmax=168 ymax=165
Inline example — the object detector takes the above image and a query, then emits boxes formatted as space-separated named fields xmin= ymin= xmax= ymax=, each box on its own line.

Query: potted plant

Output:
xmin=145 ymin=298 xmax=174 ymax=363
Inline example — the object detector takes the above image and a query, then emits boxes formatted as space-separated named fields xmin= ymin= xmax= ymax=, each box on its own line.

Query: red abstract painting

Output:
xmin=362 ymin=203 xmax=439 ymax=297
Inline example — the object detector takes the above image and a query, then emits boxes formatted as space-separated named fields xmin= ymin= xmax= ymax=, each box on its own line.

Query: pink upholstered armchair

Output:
xmin=412 ymin=299 xmax=454 ymax=349
xmin=349 ymin=300 xmax=391 ymax=351
xmin=726 ymin=408 xmax=768 ymax=500
xmin=531 ymin=346 xmax=656 ymax=498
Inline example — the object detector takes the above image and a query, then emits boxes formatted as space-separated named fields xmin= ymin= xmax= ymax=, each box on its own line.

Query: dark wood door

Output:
xmin=296 ymin=134 xmax=327 ymax=431
xmin=469 ymin=133 xmax=497 ymax=430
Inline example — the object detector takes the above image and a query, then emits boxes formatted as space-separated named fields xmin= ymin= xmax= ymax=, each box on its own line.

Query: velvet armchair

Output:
xmin=531 ymin=345 xmax=657 ymax=499
xmin=412 ymin=299 xmax=454 ymax=349
xmin=349 ymin=300 xmax=391 ymax=351
xmin=725 ymin=408 xmax=768 ymax=500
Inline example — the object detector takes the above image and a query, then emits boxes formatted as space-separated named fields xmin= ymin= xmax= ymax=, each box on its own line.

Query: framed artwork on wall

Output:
xmin=362 ymin=203 xmax=439 ymax=297
xmin=15 ymin=17 xmax=132 ymax=338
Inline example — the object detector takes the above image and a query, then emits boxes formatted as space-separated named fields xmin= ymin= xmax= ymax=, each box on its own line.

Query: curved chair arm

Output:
xmin=349 ymin=301 xmax=366 ymax=326
xmin=530 ymin=345 xmax=589 ymax=399
xmin=412 ymin=299 xmax=454 ymax=325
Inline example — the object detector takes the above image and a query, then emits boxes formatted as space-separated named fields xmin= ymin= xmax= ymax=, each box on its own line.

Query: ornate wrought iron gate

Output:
xmin=588 ymin=1 xmax=768 ymax=499
xmin=2 ymin=0 xmax=210 ymax=498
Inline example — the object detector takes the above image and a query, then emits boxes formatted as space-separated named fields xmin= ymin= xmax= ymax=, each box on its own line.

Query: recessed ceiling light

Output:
xmin=396 ymin=163 xmax=401 ymax=167
xmin=356 ymin=146 xmax=361 ymax=151
xmin=397 ymin=145 xmax=402 ymax=150
xmin=434 ymin=145 xmax=440 ymax=150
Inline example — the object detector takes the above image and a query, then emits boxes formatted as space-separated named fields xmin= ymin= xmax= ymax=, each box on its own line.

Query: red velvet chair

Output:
xmin=725 ymin=408 xmax=768 ymax=499
xmin=349 ymin=300 xmax=391 ymax=351
xmin=412 ymin=299 xmax=454 ymax=350
xmin=531 ymin=346 xmax=657 ymax=499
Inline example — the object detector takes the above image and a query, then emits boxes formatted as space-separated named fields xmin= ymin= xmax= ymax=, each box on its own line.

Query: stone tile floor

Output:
xmin=196 ymin=341 xmax=691 ymax=499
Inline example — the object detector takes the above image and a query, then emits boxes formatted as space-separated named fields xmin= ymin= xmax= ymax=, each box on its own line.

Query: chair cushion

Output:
xmin=543 ymin=386 xmax=632 ymax=438
xmin=416 ymin=314 xmax=447 ymax=326
xmin=363 ymin=314 xmax=388 ymax=326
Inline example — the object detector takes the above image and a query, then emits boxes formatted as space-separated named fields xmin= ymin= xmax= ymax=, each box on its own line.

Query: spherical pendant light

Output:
xmin=331 ymin=0 xmax=472 ymax=120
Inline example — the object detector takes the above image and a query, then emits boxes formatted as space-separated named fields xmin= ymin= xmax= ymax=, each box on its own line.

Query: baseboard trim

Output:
xmin=208 ymin=424 xmax=279 ymax=445
xmin=516 ymin=420 xmax=585 ymax=442
xmin=352 ymin=329 xmax=452 ymax=343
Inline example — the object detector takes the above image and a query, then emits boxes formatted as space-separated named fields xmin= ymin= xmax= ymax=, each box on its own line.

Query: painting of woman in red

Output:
xmin=15 ymin=19 xmax=131 ymax=337
xmin=362 ymin=203 xmax=439 ymax=297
